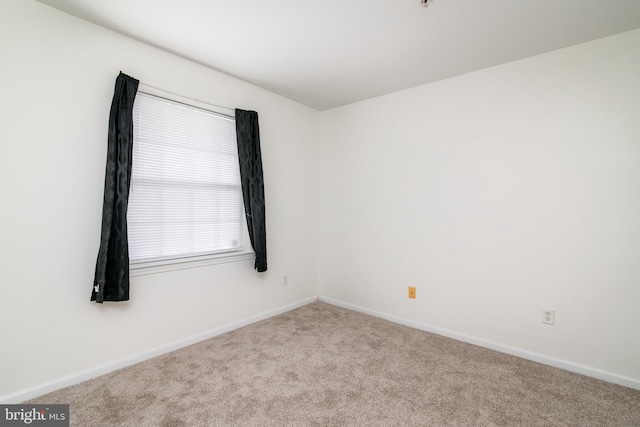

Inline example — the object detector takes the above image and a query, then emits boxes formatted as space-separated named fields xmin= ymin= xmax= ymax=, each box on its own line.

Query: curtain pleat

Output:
xmin=91 ymin=72 xmax=139 ymax=302
xmin=235 ymin=109 xmax=267 ymax=272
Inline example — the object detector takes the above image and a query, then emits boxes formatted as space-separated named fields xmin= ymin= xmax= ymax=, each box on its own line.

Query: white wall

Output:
xmin=0 ymin=0 xmax=318 ymax=399
xmin=318 ymin=30 xmax=640 ymax=386
xmin=2 ymin=0 xmax=639 ymax=401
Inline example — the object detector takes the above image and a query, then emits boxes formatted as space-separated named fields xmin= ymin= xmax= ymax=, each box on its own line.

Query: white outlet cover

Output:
xmin=542 ymin=308 xmax=555 ymax=325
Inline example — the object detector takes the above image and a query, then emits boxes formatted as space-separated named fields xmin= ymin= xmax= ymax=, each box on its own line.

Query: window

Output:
xmin=127 ymin=91 xmax=245 ymax=267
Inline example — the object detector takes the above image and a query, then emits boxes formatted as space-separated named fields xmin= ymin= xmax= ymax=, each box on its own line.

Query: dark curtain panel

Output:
xmin=235 ymin=109 xmax=267 ymax=272
xmin=91 ymin=72 xmax=139 ymax=303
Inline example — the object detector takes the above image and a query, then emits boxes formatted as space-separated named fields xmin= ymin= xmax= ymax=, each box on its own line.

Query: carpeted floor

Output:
xmin=29 ymin=302 xmax=640 ymax=426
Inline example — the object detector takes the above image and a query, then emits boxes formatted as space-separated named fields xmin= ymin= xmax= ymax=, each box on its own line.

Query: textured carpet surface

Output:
xmin=29 ymin=302 xmax=640 ymax=426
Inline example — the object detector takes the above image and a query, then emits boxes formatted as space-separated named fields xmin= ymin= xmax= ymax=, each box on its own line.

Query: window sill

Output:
xmin=130 ymin=251 xmax=255 ymax=277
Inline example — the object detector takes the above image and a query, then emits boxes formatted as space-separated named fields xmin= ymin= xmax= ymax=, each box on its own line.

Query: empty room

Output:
xmin=1 ymin=0 xmax=639 ymax=425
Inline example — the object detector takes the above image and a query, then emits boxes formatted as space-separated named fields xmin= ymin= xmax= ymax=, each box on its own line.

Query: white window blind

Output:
xmin=128 ymin=91 xmax=244 ymax=264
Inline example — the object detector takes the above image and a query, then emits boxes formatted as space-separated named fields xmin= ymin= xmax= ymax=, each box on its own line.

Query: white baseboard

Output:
xmin=319 ymin=296 xmax=640 ymax=391
xmin=5 ymin=294 xmax=636 ymax=403
xmin=0 ymin=297 xmax=318 ymax=404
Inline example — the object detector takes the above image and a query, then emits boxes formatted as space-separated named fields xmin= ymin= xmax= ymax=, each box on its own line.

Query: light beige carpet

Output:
xmin=29 ymin=302 xmax=640 ymax=426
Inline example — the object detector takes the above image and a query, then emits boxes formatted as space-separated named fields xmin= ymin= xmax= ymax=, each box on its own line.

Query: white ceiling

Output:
xmin=36 ymin=0 xmax=640 ymax=111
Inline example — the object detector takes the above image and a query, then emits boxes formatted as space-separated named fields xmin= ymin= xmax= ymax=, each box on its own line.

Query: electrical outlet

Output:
xmin=542 ymin=308 xmax=555 ymax=325
xmin=408 ymin=286 xmax=416 ymax=299
xmin=283 ymin=275 xmax=288 ymax=286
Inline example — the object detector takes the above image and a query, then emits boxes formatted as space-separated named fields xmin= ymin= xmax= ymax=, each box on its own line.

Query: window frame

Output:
xmin=129 ymin=85 xmax=253 ymax=276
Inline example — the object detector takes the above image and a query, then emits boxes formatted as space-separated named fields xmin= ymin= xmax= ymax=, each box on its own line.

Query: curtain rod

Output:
xmin=138 ymin=83 xmax=236 ymax=115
